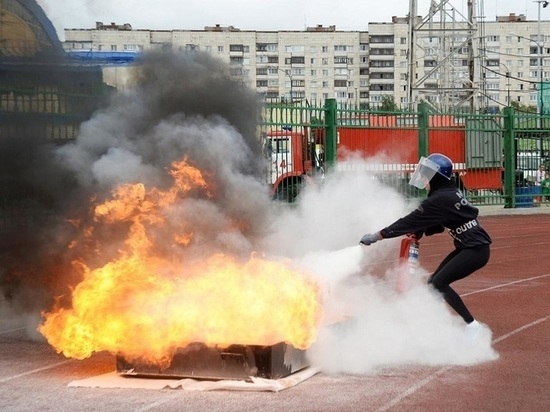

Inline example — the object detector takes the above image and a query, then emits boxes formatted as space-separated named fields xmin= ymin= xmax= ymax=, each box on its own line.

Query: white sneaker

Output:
xmin=465 ymin=319 xmax=483 ymax=341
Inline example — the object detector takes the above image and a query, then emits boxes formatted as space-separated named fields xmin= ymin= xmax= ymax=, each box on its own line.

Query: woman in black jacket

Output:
xmin=359 ymin=153 xmax=491 ymax=332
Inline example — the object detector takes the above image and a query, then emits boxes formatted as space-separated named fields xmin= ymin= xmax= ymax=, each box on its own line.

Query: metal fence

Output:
xmin=260 ymin=99 xmax=550 ymax=207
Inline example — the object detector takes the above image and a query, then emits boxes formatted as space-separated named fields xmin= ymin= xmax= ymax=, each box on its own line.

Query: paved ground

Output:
xmin=1 ymin=209 xmax=549 ymax=412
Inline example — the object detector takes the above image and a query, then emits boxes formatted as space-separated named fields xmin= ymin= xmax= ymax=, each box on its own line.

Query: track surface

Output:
xmin=1 ymin=213 xmax=549 ymax=412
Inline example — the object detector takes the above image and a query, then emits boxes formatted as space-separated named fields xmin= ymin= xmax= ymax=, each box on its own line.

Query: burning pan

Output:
xmin=116 ymin=342 xmax=309 ymax=381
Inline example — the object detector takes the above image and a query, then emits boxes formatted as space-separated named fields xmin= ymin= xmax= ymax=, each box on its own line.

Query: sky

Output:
xmin=38 ymin=0 xmax=546 ymax=39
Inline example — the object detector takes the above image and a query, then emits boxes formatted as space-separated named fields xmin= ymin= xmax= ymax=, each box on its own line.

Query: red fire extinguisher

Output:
xmin=396 ymin=234 xmax=420 ymax=293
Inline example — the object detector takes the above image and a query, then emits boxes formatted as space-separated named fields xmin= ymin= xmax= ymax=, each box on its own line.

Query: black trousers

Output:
xmin=428 ymin=244 xmax=491 ymax=324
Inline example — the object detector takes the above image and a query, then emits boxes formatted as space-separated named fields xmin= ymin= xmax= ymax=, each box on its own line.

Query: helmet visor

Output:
xmin=409 ymin=156 xmax=440 ymax=189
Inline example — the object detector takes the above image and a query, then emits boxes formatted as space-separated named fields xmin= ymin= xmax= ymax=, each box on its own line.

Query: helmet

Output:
xmin=408 ymin=153 xmax=452 ymax=189
xmin=427 ymin=153 xmax=453 ymax=179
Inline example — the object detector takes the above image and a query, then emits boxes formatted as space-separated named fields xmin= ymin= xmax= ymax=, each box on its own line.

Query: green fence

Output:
xmin=260 ymin=99 xmax=550 ymax=207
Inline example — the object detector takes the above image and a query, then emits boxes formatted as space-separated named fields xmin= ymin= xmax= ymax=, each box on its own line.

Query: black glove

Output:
xmin=359 ymin=232 xmax=382 ymax=246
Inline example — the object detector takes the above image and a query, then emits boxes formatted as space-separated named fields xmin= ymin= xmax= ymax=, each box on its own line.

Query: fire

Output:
xmin=39 ymin=158 xmax=322 ymax=365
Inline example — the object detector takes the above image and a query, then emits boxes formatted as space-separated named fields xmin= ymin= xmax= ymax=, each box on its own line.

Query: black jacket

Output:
xmin=379 ymin=182 xmax=492 ymax=249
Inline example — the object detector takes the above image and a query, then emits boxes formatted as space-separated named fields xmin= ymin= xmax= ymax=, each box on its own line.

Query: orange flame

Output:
xmin=39 ymin=158 xmax=322 ymax=364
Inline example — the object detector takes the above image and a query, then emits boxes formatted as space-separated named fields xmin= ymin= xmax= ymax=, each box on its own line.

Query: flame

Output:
xmin=39 ymin=158 xmax=322 ymax=364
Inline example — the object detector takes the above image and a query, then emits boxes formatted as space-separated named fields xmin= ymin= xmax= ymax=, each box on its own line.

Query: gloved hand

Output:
xmin=359 ymin=232 xmax=382 ymax=246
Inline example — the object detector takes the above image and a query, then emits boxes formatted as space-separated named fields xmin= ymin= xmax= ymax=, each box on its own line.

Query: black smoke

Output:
xmin=1 ymin=50 xmax=271 ymax=318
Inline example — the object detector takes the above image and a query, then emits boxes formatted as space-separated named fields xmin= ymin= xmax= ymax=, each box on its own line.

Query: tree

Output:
xmin=510 ymin=101 xmax=537 ymax=113
xmin=380 ymin=95 xmax=399 ymax=112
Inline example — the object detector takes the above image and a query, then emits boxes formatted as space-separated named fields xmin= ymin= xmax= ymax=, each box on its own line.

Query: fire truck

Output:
xmin=265 ymin=114 xmax=503 ymax=201
xmin=265 ymin=127 xmax=325 ymax=201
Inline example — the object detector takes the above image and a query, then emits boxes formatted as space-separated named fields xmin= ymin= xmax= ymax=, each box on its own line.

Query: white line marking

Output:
xmin=0 ymin=360 xmax=73 ymax=383
xmin=492 ymin=315 xmax=550 ymax=344
xmin=376 ymin=275 xmax=550 ymax=412
xmin=461 ymin=274 xmax=550 ymax=297
xmin=0 ymin=327 xmax=26 ymax=335
xmin=134 ymin=394 xmax=183 ymax=412
xmin=376 ymin=366 xmax=453 ymax=412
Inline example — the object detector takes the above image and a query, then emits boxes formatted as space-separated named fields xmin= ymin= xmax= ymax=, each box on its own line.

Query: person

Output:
xmin=534 ymin=164 xmax=546 ymax=204
xmin=535 ymin=164 xmax=546 ymax=186
xmin=359 ymin=153 xmax=492 ymax=333
xmin=541 ymin=172 xmax=550 ymax=203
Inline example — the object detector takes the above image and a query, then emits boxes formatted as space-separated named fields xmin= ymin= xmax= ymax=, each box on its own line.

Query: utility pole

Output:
xmin=407 ymin=0 xmax=417 ymax=109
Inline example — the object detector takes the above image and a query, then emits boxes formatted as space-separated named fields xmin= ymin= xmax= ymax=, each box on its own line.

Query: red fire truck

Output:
xmin=265 ymin=115 xmax=503 ymax=201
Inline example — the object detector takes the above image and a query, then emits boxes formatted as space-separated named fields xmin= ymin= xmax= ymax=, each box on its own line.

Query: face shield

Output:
xmin=409 ymin=156 xmax=440 ymax=189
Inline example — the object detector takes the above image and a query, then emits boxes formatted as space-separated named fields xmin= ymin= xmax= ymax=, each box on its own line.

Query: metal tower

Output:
xmin=407 ymin=0 xmax=482 ymax=111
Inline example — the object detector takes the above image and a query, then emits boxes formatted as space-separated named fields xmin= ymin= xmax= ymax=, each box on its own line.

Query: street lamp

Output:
xmin=267 ymin=66 xmax=293 ymax=102
xmin=501 ymin=62 xmax=512 ymax=105
xmin=536 ymin=1 xmax=549 ymax=117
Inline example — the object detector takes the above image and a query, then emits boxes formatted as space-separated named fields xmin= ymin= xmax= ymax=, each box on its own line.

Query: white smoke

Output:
xmin=262 ymin=162 xmax=498 ymax=372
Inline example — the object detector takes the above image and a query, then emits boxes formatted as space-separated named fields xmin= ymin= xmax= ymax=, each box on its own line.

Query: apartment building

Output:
xmin=367 ymin=13 xmax=550 ymax=111
xmin=64 ymin=14 xmax=550 ymax=111
xmin=64 ymin=23 xmax=369 ymax=106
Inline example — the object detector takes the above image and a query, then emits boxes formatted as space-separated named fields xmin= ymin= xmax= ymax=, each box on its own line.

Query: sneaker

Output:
xmin=465 ymin=319 xmax=483 ymax=341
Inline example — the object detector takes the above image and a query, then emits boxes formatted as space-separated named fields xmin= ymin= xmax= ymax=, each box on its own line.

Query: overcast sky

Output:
xmin=38 ymin=0 xmax=546 ymax=38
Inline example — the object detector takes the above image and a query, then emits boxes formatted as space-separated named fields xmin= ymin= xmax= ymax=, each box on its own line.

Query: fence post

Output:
xmin=417 ymin=102 xmax=429 ymax=158
xmin=324 ymin=98 xmax=338 ymax=172
xmin=503 ymin=106 xmax=515 ymax=208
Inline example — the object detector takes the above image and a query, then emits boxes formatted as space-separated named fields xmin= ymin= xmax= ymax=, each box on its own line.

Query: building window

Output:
xmin=230 ymin=56 xmax=244 ymax=65
xmin=334 ymin=45 xmax=353 ymax=52
xmin=369 ymin=84 xmax=394 ymax=91
xmin=285 ymin=56 xmax=305 ymax=64
xmin=111 ymin=45 xmax=117 ymax=51
xmin=184 ymin=44 xmax=199 ymax=52
xmin=256 ymin=43 xmax=277 ymax=52
xmin=285 ymin=45 xmax=305 ymax=53
xmin=370 ymin=35 xmax=394 ymax=43
xmin=370 ymin=48 xmax=394 ymax=55
xmin=370 ymin=60 xmax=394 ymax=68
xmin=334 ymin=56 xmax=353 ymax=64
xmin=218 ymin=46 xmax=224 ymax=52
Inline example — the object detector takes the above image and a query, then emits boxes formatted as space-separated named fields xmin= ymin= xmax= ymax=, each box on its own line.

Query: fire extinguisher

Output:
xmin=396 ymin=234 xmax=420 ymax=293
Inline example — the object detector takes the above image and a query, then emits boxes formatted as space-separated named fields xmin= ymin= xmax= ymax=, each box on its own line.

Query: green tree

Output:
xmin=380 ymin=95 xmax=398 ymax=112
xmin=510 ymin=101 xmax=537 ymax=113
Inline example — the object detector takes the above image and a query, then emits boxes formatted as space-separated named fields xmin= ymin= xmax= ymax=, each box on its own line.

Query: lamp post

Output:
xmin=536 ymin=1 xmax=549 ymax=117
xmin=504 ymin=65 xmax=511 ymax=105
xmin=265 ymin=66 xmax=292 ymax=102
